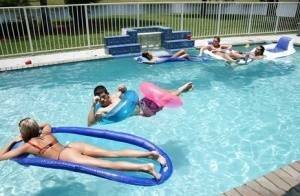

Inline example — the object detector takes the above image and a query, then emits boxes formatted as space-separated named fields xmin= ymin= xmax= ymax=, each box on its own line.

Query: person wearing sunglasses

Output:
xmin=87 ymin=82 xmax=193 ymax=126
xmin=199 ymin=36 xmax=232 ymax=57
xmin=0 ymin=118 xmax=166 ymax=180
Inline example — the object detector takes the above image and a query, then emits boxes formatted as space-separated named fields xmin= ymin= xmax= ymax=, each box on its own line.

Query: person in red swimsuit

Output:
xmin=0 ymin=118 xmax=167 ymax=180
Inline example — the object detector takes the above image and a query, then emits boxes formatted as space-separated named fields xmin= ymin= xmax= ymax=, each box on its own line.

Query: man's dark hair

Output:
xmin=213 ymin=36 xmax=220 ymax=42
xmin=94 ymin=85 xmax=109 ymax=96
xmin=259 ymin=45 xmax=265 ymax=55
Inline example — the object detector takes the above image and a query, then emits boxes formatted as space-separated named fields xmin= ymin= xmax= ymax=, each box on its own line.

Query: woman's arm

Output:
xmin=0 ymin=137 xmax=27 ymax=161
xmin=143 ymin=61 xmax=156 ymax=64
xmin=40 ymin=123 xmax=52 ymax=134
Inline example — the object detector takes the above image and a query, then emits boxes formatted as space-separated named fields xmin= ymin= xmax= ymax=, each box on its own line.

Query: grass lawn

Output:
xmin=30 ymin=0 xmax=201 ymax=6
xmin=0 ymin=14 xmax=296 ymax=56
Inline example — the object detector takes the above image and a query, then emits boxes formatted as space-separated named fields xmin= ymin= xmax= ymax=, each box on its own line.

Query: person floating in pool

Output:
xmin=0 ymin=118 xmax=166 ymax=180
xmin=199 ymin=36 xmax=232 ymax=58
xmin=87 ymin=82 xmax=193 ymax=126
xmin=142 ymin=49 xmax=190 ymax=64
xmin=223 ymin=45 xmax=265 ymax=66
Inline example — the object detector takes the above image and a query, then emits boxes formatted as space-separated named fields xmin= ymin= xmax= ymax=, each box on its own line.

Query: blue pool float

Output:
xmin=135 ymin=55 xmax=187 ymax=64
xmin=95 ymin=90 xmax=139 ymax=124
xmin=11 ymin=127 xmax=173 ymax=186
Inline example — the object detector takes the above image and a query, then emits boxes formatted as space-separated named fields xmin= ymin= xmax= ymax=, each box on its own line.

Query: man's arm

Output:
xmin=115 ymin=84 xmax=127 ymax=98
xmin=87 ymin=96 xmax=100 ymax=126
xmin=221 ymin=44 xmax=232 ymax=50
xmin=199 ymin=45 xmax=209 ymax=56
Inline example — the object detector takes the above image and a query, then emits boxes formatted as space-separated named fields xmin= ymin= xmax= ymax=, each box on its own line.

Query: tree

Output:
xmin=65 ymin=0 xmax=97 ymax=34
xmin=0 ymin=0 xmax=29 ymax=7
xmin=39 ymin=0 xmax=52 ymax=35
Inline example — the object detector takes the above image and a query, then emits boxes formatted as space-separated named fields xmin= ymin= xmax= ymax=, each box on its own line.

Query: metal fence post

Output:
xmin=85 ymin=5 xmax=90 ymax=48
xmin=137 ymin=4 xmax=140 ymax=27
xmin=247 ymin=3 xmax=254 ymax=34
xmin=217 ymin=3 xmax=222 ymax=35
xmin=274 ymin=16 xmax=279 ymax=33
xmin=180 ymin=3 xmax=184 ymax=30
xmin=23 ymin=7 xmax=33 ymax=52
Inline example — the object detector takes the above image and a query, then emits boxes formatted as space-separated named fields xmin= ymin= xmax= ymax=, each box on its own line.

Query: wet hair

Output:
xmin=142 ymin=52 xmax=152 ymax=60
xmin=213 ymin=36 xmax=220 ymax=42
xmin=258 ymin=45 xmax=265 ymax=55
xmin=94 ymin=85 xmax=109 ymax=96
xmin=19 ymin=118 xmax=40 ymax=142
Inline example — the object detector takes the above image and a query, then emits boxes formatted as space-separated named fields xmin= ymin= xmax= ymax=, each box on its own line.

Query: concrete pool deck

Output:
xmin=223 ymin=161 xmax=300 ymax=196
xmin=0 ymin=33 xmax=299 ymax=72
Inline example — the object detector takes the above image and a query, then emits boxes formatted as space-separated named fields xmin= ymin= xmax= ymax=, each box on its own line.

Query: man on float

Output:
xmin=199 ymin=36 xmax=232 ymax=58
xmin=87 ymin=82 xmax=193 ymax=126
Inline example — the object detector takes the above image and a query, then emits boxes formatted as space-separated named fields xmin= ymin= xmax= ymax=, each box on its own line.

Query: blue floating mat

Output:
xmin=11 ymin=127 xmax=173 ymax=186
xmin=135 ymin=50 xmax=207 ymax=64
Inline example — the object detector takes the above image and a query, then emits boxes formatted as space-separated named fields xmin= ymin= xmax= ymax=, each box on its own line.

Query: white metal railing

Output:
xmin=0 ymin=2 xmax=299 ymax=57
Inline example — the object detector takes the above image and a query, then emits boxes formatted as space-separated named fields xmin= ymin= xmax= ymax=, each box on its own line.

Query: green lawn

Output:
xmin=30 ymin=0 xmax=262 ymax=6
xmin=0 ymin=14 xmax=297 ymax=56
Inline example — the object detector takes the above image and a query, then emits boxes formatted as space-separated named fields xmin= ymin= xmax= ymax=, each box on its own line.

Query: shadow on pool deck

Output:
xmin=284 ymin=183 xmax=300 ymax=196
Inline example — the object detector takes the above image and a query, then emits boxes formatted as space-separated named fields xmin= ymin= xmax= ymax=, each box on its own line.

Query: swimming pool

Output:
xmin=0 ymin=47 xmax=299 ymax=195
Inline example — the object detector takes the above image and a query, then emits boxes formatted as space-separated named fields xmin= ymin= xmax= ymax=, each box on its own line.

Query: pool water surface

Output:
xmin=0 ymin=48 xmax=299 ymax=195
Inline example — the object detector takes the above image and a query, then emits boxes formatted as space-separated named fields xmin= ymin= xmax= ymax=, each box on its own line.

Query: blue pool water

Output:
xmin=0 ymin=48 xmax=300 ymax=195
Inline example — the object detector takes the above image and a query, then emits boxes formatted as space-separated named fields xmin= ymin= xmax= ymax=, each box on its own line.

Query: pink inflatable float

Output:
xmin=140 ymin=82 xmax=183 ymax=108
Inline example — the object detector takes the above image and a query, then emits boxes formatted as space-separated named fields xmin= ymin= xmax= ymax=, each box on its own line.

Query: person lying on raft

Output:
xmin=199 ymin=36 xmax=232 ymax=57
xmin=223 ymin=45 xmax=265 ymax=65
xmin=0 ymin=118 xmax=166 ymax=180
xmin=87 ymin=82 xmax=193 ymax=126
xmin=141 ymin=49 xmax=190 ymax=64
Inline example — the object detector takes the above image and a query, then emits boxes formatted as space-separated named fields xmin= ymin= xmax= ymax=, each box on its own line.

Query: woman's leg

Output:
xmin=68 ymin=142 xmax=166 ymax=166
xmin=60 ymin=148 xmax=161 ymax=179
xmin=171 ymin=49 xmax=186 ymax=58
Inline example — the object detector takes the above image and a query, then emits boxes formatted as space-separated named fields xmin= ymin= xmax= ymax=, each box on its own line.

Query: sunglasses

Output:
xmin=95 ymin=92 xmax=109 ymax=100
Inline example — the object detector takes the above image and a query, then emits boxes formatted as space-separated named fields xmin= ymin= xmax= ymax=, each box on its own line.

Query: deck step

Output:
xmin=163 ymin=39 xmax=194 ymax=49
xmin=105 ymin=35 xmax=137 ymax=46
xmin=106 ymin=43 xmax=141 ymax=55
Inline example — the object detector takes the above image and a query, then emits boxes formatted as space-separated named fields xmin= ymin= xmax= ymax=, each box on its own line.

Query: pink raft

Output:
xmin=140 ymin=82 xmax=183 ymax=108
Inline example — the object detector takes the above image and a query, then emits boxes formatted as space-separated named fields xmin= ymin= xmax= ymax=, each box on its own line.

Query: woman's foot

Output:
xmin=149 ymin=151 xmax=167 ymax=167
xmin=177 ymin=82 xmax=193 ymax=95
xmin=144 ymin=163 xmax=161 ymax=180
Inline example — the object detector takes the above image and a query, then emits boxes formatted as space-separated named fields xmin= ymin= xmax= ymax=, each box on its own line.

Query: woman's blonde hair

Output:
xmin=19 ymin=118 xmax=40 ymax=142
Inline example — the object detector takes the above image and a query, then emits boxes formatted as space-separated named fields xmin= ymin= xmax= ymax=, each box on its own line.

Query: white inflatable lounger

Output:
xmin=253 ymin=36 xmax=295 ymax=60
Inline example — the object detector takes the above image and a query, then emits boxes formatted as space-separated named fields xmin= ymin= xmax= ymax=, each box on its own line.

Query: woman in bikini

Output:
xmin=0 ymin=118 xmax=166 ymax=180
xmin=141 ymin=49 xmax=190 ymax=64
